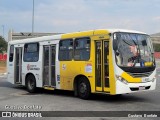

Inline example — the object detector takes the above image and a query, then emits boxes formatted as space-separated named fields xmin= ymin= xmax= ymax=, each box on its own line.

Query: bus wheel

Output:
xmin=78 ymin=77 xmax=91 ymax=99
xmin=26 ymin=75 xmax=36 ymax=93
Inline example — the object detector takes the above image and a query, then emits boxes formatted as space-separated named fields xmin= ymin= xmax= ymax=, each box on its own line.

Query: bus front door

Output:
xmin=95 ymin=41 xmax=109 ymax=92
xmin=43 ymin=45 xmax=56 ymax=87
xmin=15 ymin=47 xmax=22 ymax=84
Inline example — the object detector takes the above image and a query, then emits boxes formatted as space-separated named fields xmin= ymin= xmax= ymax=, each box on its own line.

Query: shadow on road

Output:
xmin=0 ymin=79 xmax=150 ymax=103
xmin=0 ymin=80 xmax=15 ymax=87
xmin=89 ymin=94 xmax=147 ymax=103
xmin=36 ymin=89 xmax=149 ymax=103
xmin=16 ymin=87 xmax=150 ymax=103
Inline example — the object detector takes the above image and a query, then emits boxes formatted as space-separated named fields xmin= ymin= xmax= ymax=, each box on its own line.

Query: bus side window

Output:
xmin=59 ymin=39 xmax=73 ymax=61
xmin=9 ymin=45 xmax=14 ymax=62
xmin=74 ymin=37 xmax=90 ymax=61
xmin=23 ymin=43 xmax=39 ymax=62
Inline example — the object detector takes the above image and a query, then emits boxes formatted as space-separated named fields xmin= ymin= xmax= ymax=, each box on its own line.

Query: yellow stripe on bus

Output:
xmin=121 ymin=72 xmax=141 ymax=83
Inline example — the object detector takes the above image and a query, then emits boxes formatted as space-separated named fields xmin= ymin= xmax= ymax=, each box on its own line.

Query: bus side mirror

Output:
xmin=113 ymin=39 xmax=118 ymax=51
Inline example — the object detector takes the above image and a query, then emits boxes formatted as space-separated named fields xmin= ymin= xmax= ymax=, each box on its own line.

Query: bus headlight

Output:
xmin=116 ymin=75 xmax=128 ymax=85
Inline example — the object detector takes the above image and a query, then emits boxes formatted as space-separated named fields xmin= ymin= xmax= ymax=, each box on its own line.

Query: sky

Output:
xmin=0 ymin=0 xmax=160 ymax=39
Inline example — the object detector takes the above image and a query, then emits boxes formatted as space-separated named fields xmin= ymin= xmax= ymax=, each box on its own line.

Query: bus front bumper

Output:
xmin=116 ymin=79 xmax=156 ymax=94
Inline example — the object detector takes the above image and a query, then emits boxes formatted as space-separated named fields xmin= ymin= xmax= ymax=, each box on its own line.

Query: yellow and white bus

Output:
xmin=7 ymin=29 xmax=156 ymax=99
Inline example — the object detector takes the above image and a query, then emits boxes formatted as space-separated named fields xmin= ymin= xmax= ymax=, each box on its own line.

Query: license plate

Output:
xmin=142 ymin=77 xmax=150 ymax=82
xmin=139 ymin=86 xmax=145 ymax=90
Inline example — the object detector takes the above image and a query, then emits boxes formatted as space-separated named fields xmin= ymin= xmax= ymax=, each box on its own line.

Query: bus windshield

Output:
xmin=114 ymin=32 xmax=154 ymax=67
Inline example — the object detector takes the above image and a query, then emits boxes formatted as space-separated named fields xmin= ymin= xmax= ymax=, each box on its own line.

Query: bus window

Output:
xmin=74 ymin=37 xmax=90 ymax=61
xmin=23 ymin=43 xmax=39 ymax=62
xmin=59 ymin=39 xmax=73 ymax=61
xmin=9 ymin=45 xmax=14 ymax=62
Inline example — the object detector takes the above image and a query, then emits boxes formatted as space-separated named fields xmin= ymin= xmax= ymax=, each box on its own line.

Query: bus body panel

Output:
xmin=7 ymin=35 xmax=61 ymax=88
xmin=108 ymin=36 xmax=116 ymax=94
xmin=55 ymin=43 xmax=61 ymax=89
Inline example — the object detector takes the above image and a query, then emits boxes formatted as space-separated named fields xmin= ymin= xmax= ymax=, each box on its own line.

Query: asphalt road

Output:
xmin=0 ymin=61 xmax=160 ymax=120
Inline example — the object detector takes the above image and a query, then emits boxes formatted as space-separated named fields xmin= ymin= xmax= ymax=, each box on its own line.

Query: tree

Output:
xmin=0 ymin=36 xmax=7 ymax=53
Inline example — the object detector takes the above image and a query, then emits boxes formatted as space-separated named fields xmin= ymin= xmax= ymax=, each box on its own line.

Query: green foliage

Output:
xmin=153 ymin=43 xmax=160 ymax=52
xmin=0 ymin=36 xmax=7 ymax=53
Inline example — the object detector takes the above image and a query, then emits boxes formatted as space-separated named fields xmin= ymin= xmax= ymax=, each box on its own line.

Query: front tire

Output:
xmin=78 ymin=77 xmax=91 ymax=99
xmin=26 ymin=75 xmax=36 ymax=93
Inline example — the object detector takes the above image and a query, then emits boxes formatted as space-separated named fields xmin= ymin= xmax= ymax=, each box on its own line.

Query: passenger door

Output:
xmin=7 ymin=45 xmax=15 ymax=84
xmin=15 ymin=47 xmax=23 ymax=84
xmin=43 ymin=45 xmax=56 ymax=87
xmin=95 ymin=40 xmax=109 ymax=92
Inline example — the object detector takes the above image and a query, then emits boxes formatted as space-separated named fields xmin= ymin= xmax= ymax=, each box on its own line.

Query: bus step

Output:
xmin=15 ymin=82 xmax=22 ymax=84
xmin=43 ymin=86 xmax=55 ymax=90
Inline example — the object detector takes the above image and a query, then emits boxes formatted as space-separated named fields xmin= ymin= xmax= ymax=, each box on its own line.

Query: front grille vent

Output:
xmin=130 ymin=86 xmax=151 ymax=91
xmin=127 ymin=71 xmax=153 ymax=78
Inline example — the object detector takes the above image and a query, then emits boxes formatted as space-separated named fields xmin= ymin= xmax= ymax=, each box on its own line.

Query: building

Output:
xmin=151 ymin=32 xmax=160 ymax=44
xmin=8 ymin=29 xmax=63 ymax=41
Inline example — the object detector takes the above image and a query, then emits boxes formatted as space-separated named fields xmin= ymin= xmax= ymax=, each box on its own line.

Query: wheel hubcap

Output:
xmin=28 ymin=79 xmax=34 ymax=89
xmin=80 ymin=83 xmax=87 ymax=94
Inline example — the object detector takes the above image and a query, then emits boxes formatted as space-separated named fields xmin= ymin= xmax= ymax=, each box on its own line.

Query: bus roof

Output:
xmin=107 ymin=29 xmax=147 ymax=34
xmin=8 ymin=29 xmax=147 ymax=45
xmin=8 ymin=34 xmax=62 ymax=45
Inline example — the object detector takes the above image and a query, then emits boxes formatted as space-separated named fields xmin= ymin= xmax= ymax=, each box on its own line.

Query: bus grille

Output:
xmin=130 ymin=86 xmax=150 ymax=91
xmin=127 ymin=71 xmax=153 ymax=78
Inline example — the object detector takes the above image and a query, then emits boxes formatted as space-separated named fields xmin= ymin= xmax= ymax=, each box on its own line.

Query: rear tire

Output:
xmin=26 ymin=75 xmax=36 ymax=93
xmin=78 ymin=77 xmax=91 ymax=99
